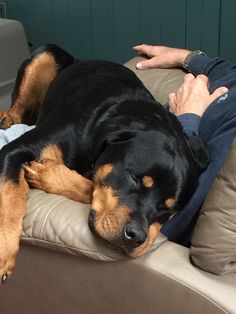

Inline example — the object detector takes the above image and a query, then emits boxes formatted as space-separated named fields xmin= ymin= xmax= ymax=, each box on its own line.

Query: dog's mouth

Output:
xmin=88 ymin=206 xmax=162 ymax=258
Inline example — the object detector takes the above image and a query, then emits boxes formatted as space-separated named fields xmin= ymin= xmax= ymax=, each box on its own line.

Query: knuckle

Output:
xmin=196 ymin=74 xmax=208 ymax=81
xmin=184 ymin=73 xmax=195 ymax=82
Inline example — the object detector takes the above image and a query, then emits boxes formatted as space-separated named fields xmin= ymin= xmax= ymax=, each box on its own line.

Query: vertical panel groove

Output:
xmin=1 ymin=0 xmax=236 ymax=61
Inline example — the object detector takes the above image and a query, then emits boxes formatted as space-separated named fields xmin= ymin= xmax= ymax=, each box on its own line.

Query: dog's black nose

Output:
xmin=124 ymin=221 xmax=147 ymax=247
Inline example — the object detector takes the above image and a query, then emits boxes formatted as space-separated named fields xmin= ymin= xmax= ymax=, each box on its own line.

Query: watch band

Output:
xmin=183 ymin=50 xmax=206 ymax=70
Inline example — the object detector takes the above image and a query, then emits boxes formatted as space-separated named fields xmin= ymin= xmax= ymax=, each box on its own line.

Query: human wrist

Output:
xmin=176 ymin=49 xmax=191 ymax=67
xmin=182 ymin=50 xmax=206 ymax=70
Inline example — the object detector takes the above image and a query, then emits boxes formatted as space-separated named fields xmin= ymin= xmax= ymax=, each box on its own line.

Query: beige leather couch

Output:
xmin=0 ymin=18 xmax=236 ymax=314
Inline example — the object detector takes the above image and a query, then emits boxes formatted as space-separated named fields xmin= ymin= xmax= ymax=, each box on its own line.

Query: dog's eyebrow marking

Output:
xmin=165 ymin=197 xmax=175 ymax=208
xmin=142 ymin=176 xmax=154 ymax=188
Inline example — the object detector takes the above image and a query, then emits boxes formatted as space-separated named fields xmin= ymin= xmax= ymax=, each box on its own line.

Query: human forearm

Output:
xmin=133 ymin=44 xmax=190 ymax=69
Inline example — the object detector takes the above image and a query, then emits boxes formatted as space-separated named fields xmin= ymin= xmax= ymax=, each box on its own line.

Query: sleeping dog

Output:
xmin=0 ymin=44 xmax=209 ymax=283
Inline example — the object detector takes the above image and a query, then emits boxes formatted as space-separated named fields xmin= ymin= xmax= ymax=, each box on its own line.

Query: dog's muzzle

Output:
xmin=88 ymin=209 xmax=149 ymax=251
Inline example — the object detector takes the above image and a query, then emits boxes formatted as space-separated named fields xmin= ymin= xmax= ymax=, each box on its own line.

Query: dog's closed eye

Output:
xmin=127 ymin=170 xmax=141 ymax=189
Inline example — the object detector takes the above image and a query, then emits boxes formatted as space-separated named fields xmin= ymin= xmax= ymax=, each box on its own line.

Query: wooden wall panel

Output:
xmin=201 ymin=0 xmax=221 ymax=56
xmin=91 ymin=0 xmax=114 ymax=60
xmin=2 ymin=0 xmax=236 ymax=62
xmin=159 ymin=0 xmax=186 ymax=47
xmin=66 ymin=0 xmax=92 ymax=58
xmin=219 ymin=0 xmax=236 ymax=61
xmin=112 ymin=0 xmax=140 ymax=62
xmin=139 ymin=0 xmax=161 ymax=45
xmin=186 ymin=0 xmax=203 ymax=50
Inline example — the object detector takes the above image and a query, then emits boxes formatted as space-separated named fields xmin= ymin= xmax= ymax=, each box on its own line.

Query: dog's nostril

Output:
xmin=124 ymin=222 xmax=147 ymax=246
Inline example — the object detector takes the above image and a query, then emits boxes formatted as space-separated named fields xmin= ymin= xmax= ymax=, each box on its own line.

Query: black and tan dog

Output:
xmin=0 ymin=44 xmax=209 ymax=283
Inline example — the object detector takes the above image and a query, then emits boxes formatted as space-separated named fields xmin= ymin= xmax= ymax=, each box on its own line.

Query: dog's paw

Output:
xmin=0 ymin=229 xmax=21 ymax=284
xmin=0 ymin=110 xmax=20 ymax=129
xmin=23 ymin=159 xmax=59 ymax=192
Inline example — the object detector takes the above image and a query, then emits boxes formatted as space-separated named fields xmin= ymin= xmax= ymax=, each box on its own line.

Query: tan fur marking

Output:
xmin=92 ymin=165 xmax=131 ymax=240
xmin=92 ymin=186 xmax=118 ymax=214
xmin=24 ymin=145 xmax=93 ymax=203
xmin=40 ymin=144 xmax=64 ymax=164
xmin=1 ymin=52 xmax=57 ymax=128
xmin=0 ymin=170 xmax=29 ymax=280
xmin=165 ymin=197 xmax=175 ymax=208
xmin=142 ymin=176 xmax=154 ymax=188
xmin=93 ymin=204 xmax=131 ymax=240
xmin=93 ymin=164 xmax=113 ymax=185
xmin=128 ymin=222 xmax=162 ymax=258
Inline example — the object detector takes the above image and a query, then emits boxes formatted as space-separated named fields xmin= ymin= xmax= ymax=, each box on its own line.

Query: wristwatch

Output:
xmin=183 ymin=50 xmax=206 ymax=70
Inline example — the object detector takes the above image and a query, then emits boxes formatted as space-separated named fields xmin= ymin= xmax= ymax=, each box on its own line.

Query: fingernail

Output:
xmin=136 ymin=63 xmax=143 ymax=69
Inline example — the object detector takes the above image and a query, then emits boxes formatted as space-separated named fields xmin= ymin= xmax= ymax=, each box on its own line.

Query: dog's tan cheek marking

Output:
xmin=142 ymin=176 xmax=154 ymax=188
xmin=92 ymin=184 xmax=131 ymax=240
xmin=165 ymin=197 xmax=175 ymax=208
xmin=0 ymin=170 xmax=29 ymax=276
xmin=128 ymin=222 xmax=162 ymax=258
xmin=92 ymin=163 xmax=132 ymax=240
xmin=92 ymin=185 xmax=118 ymax=214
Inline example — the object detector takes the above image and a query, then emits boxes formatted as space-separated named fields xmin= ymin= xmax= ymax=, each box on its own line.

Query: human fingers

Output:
xmin=184 ymin=73 xmax=195 ymax=82
xmin=135 ymin=57 xmax=160 ymax=69
xmin=133 ymin=44 xmax=155 ymax=57
xmin=210 ymin=86 xmax=229 ymax=102
xmin=168 ymin=92 xmax=177 ymax=114
xmin=195 ymin=74 xmax=209 ymax=88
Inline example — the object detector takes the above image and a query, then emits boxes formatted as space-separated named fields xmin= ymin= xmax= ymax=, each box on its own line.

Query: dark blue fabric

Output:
xmin=177 ymin=114 xmax=201 ymax=136
xmin=161 ymin=55 xmax=236 ymax=246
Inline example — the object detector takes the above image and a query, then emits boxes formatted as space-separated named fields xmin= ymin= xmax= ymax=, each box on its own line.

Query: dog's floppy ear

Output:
xmin=106 ymin=130 xmax=137 ymax=144
xmin=186 ymin=135 xmax=210 ymax=171
xmin=91 ymin=129 xmax=137 ymax=163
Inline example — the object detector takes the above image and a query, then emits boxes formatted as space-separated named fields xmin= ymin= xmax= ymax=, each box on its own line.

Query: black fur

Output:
xmin=1 ymin=44 xmax=209 ymax=234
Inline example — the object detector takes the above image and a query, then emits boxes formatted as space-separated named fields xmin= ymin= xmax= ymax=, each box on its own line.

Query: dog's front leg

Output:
xmin=0 ymin=169 xmax=29 ymax=283
xmin=24 ymin=159 xmax=93 ymax=204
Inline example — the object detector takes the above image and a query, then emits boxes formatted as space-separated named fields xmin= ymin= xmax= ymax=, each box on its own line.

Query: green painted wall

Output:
xmin=2 ymin=0 xmax=236 ymax=63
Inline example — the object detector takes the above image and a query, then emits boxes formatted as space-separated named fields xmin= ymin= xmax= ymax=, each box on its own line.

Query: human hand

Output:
xmin=133 ymin=44 xmax=191 ymax=69
xmin=168 ymin=74 xmax=228 ymax=117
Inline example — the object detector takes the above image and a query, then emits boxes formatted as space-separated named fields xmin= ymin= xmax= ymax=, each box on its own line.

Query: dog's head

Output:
xmin=88 ymin=106 xmax=209 ymax=257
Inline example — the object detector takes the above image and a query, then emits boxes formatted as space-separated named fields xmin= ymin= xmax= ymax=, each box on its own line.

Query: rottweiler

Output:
xmin=0 ymin=44 xmax=209 ymax=283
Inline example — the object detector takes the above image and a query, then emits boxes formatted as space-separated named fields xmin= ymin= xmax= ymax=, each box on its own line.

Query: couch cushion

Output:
xmin=0 ymin=18 xmax=30 ymax=109
xmin=22 ymin=189 xmax=167 ymax=261
xmin=0 ymin=19 xmax=30 ymax=83
xmin=190 ymin=138 xmax=236 ymax=275
xmin=124 ymin=56 xmax=185 ymax=104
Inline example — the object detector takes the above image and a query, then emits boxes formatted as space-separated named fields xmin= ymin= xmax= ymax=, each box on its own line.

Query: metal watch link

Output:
xmin=183 ymin=50 xmax=206 ymax=70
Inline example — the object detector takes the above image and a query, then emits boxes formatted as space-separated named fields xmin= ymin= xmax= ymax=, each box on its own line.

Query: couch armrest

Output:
xmin=1 ymin=241 xmax=235 ymax=314
xmin=22 ymin=189 xmax=167 ymax=261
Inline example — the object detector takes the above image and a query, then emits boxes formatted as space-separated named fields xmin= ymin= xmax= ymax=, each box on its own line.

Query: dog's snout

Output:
xmin=124 ymin=221 xmax=147 ymax=247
